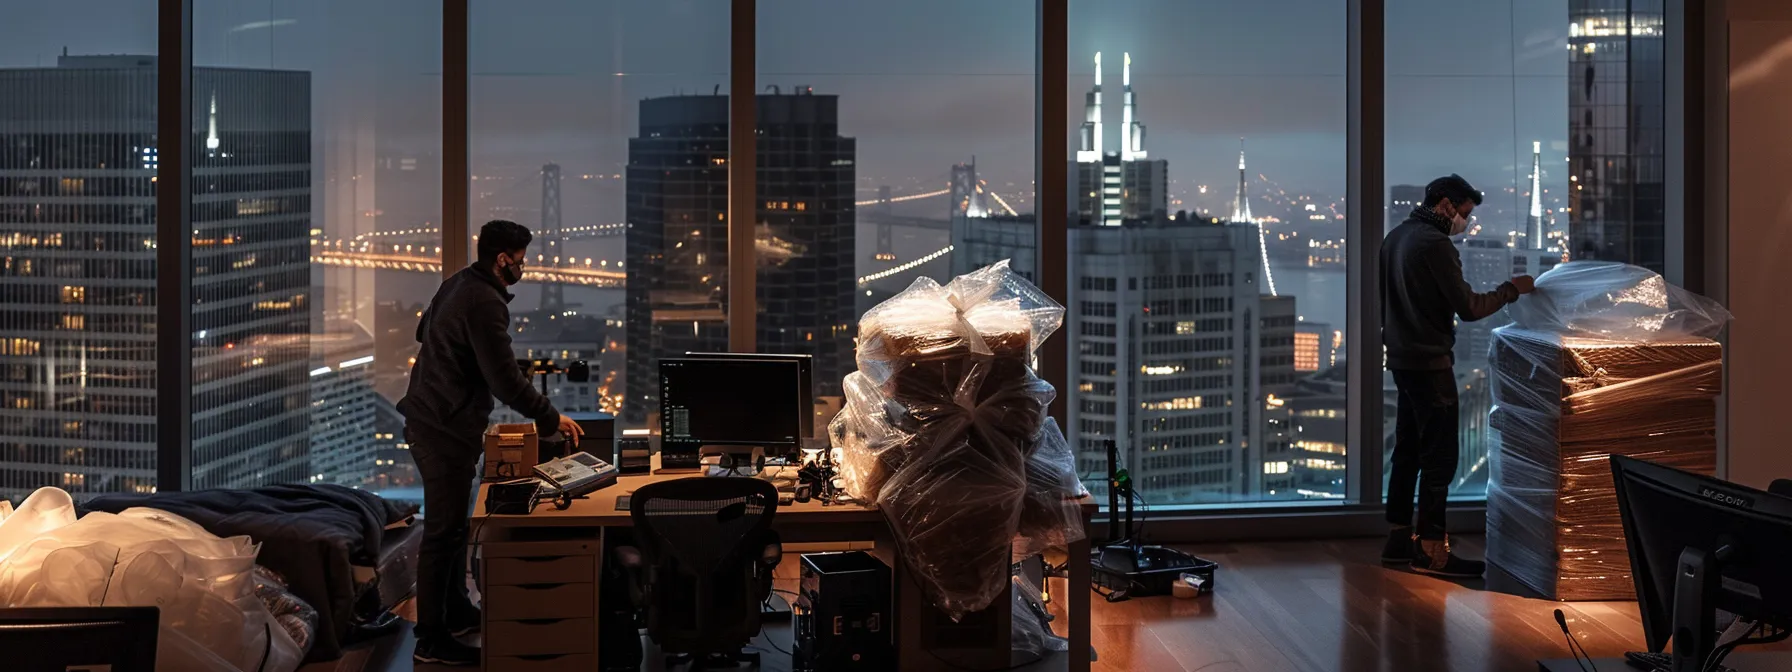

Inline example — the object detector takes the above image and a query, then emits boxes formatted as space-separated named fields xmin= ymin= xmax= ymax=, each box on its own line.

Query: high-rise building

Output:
xmin=309 ymin=323 xmax=379 ymax=487
xmin=1293 ymin=322 xmax=1332 ymax=374
xmin=623 ymin=93 xmax=856 ymax=426
xmin=1568 ymin=0 xmax=1665 ymax=272
xmin=1067 ymin=219 xmax=1280 ymax=503
xmin=0 ymin=55 xmax=313 ymax=498
xmin=1388 ymin=184 xmax=1425 ymax=234
xmin=1074 ymin=53 xmax=1168 ymax=226
xmin=1524 ymin=141 xmax=1547 ymax=250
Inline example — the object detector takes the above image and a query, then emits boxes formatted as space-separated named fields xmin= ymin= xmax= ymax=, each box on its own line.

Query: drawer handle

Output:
xmin=512 ymin=618 xmax=569 ymax=625
xmin=507 ymin=583 xmax=574 ymax=591
xmin=514 ymin=654 xmax=574 ymax=661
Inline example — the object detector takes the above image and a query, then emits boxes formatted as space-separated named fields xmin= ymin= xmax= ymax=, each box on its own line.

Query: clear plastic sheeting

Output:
xmin=832 ymin=261 xmax=1086 ymax=621
xmin=1486 ymin=262 xmax=1726 ymax=601
xmin=0 ymin=487 xmax=302 ymax=672
xmin=1505 ymin=260 xmax=1732 ymax=340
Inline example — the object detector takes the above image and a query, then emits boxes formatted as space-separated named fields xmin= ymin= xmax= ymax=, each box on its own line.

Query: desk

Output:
xmin=1538 ymin=653 xmax=1792 ymax=671
xmin=471 ymin=455 xmax=1093 ymax=672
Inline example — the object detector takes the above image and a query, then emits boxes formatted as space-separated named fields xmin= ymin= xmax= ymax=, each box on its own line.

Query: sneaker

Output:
xmin=1380 ymin=526 xmax=1415 ymax=565
xmin=447 ymin=605 xmax=482 ymax=637
xmin=413 ymin=636 xmax=481 ymax=666
xmin=1411 ymin=536 xmax=1485 ymax=579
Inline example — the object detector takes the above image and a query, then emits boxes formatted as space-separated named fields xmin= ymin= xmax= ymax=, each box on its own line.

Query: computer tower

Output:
xmin=794 ymin=552 xmax=892 ymax=672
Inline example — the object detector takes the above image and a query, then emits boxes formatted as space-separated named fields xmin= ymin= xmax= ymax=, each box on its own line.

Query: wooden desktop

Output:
xmin=471 ymin=453 xmax=1094 ymax=672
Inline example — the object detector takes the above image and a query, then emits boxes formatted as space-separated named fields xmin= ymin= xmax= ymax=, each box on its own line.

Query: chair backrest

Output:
xmin=629 ymin=476 xmax=779 ymax=651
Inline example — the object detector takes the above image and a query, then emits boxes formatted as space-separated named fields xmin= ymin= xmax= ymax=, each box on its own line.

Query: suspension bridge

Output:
xmin=313 ymin=159 xmax=1030 ymax=295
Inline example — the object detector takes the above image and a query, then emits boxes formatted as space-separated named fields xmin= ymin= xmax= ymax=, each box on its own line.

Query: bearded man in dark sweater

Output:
xmin=1379 ymin=174 xmax=1534 ymax=578
xmin=398 ymin=220 xmax=584 ymax=665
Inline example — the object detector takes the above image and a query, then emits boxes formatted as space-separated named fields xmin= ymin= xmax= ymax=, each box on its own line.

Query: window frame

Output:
xmin=140 ymin=0 xmax=1699 ymax=541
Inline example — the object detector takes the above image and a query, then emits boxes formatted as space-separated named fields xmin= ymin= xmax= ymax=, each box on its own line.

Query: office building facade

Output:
xmin=623 ymin=93 xmax=856 ymax=426
xmin=1568 ymin=0 xmax=1666 ymax=272
xmin=309 ymin=324 xmax=379 ymax=487
xmin=1067 ymin=220 xmax=1285 ymax=503
xmin=0 ymin=55 xmax=313 ymax=498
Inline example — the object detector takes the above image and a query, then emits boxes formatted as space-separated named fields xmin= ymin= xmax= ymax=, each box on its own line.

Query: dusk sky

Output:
xmin=3 ymin=0 xmax=1571 ymax=231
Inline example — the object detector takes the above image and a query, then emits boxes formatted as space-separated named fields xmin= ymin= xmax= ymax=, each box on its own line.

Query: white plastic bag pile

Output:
xmin=0 ymin=487 xmax=302 ymax=672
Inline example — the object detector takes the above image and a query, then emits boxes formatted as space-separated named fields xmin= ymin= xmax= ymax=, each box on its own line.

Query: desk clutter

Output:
xmin=831 ymin=261 xmax=1088 ymax=623
xmin=1486 ymin=262 xmax=1730 ymax=601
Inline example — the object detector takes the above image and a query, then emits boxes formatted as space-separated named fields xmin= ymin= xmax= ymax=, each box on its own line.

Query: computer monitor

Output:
xmin=660 ymin=357 xmax=805 ymax=469
xmin=0 ymin=606 xmax=159 ymax=672
xmin=683 ymin=352 xmax=814 ymax=438
xmin=1611 ymin=455 xmax=1792 ymax=671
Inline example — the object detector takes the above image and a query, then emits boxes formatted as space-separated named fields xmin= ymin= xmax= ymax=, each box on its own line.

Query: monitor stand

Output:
xmin=700 ymin=445 xmax=766 ymax=476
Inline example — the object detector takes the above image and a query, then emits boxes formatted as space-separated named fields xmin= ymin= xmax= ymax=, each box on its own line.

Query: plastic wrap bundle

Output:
xmin=1486 ymin=261 xmax=1729 ymax=601
xmin=831 ymin=261 xmax=1086 ymax=621
xmin=0 ymin=487 xmax=304 ymax=672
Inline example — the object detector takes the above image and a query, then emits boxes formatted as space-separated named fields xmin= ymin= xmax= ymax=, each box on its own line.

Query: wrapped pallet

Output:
xmin=1487 ymin=261 xmax=1730 ymax=601
xmin=830 ymin=261 xmax=1086 ymax=621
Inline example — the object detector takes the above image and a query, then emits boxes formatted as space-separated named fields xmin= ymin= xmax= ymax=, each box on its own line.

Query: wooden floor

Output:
xmin=303 ymin=536 xmax=1792 ymax=672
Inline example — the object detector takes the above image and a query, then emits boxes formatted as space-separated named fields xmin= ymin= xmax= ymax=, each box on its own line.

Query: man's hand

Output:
xmin=1511 ymin=275 xmax=1536 ymax=294
xmin=557 ymin=414 xmax=585 ymax=447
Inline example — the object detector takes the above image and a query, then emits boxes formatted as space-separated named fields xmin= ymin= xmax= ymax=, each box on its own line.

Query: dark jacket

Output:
xmin=397 ymin=264 xmax=557 ymax=444
xmin=1380 ymin=207 xmax=1519 ymax=370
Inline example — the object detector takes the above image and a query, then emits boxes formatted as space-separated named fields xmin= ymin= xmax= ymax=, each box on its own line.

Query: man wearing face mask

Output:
xmin=1379 ymin=174 xmax=1534 ymax=578
xmin=398 ymin=219 xmax=584 ymax=665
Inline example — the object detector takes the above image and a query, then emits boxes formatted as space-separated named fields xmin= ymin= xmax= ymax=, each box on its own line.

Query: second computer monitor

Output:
xmin=683 ymin=352 xmax=814 ymax=438
xmin=1611 ymin=454 xmax=1792 ymax=664
xmin=660 ymin=357 xmax=805 ymax=461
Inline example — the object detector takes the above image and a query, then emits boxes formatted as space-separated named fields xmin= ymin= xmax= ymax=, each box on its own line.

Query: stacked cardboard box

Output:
xmin=483 ymin=423 xmax=539 ymax=482
xmin=1486 ymin=327 xmax=1721 ymax=600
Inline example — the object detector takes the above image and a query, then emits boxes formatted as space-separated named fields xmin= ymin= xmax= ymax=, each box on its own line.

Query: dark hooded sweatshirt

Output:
xmin=1380 ymin=206 xmax=1520 ymax=371
xmin=397 ymin=264 xmax=558 ymax=448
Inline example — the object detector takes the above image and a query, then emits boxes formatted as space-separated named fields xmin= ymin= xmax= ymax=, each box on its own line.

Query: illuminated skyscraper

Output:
xmin=0 ymin=55 xmax=314 ymax=497
xmin=1525 ymin=140 xmax=1547 ymax=250
xmin=1074 ymin=53 xmax=1167 ymax=226
xmin=1568 ymin=0 xmax=1665 ymax=272
xmin=622 ymin=93 xmax=856 ymax=426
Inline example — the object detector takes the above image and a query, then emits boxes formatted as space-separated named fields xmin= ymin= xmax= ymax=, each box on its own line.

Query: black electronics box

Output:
xmin=566 ymin=412 xmax=614 ymax=462
xmin=484 ymin=478 xmax=540 ymax=515
xmin=615 ymin=437 xmax=652 ymax=475
xmin=794 ymin=552 xmax=892 ymax=672
xmin=1091 ymin=544 xmax=1219 ymax=597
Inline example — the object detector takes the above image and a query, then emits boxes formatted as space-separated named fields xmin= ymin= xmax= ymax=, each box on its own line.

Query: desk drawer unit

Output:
xmin=481 ymin=536 xmax=603 ymax=671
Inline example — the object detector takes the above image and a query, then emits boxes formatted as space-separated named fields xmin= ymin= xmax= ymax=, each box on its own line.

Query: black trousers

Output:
xmin=405 ymin=422 xmax=482 ymax=639
xmin=1386 ymin=368 xmax=1460 ymax=540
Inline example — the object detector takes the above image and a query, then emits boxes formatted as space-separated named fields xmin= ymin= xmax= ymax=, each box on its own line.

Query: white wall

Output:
xmin=1723 ymin=15 xmax=1792 ymax=489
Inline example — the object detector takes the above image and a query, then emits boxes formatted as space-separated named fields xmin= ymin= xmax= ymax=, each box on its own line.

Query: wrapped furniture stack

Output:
xmin=830 ymin=261 xmax=1086 ymax=621
xmin=1487 ymin=262 xmax=1731 ymax=601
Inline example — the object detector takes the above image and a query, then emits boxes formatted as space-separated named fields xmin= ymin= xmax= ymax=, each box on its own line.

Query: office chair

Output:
xmin=614 ymin=477 xmax=782 ymax=670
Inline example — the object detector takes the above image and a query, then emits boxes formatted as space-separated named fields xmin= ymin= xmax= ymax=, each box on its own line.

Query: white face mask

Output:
xmin=1448 ymin=213 xmax=1468 ymax=236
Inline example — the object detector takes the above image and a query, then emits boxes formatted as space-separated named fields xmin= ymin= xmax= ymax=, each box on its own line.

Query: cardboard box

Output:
xmin=1486 ymin=328 xmax=1721 ymax=601
xmin=483 ymin=423 xmax=539 ymax=482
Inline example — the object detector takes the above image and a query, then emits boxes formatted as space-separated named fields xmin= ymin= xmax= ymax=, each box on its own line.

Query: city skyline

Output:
xmin=0 ymin=0 xmax=1657 ymax=507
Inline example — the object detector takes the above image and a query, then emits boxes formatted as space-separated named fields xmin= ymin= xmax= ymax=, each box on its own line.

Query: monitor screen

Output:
xmin=660 ymin=358 xmax=804 ymax=452
xmin=684 ymin=352 xmax=814 ymax=437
